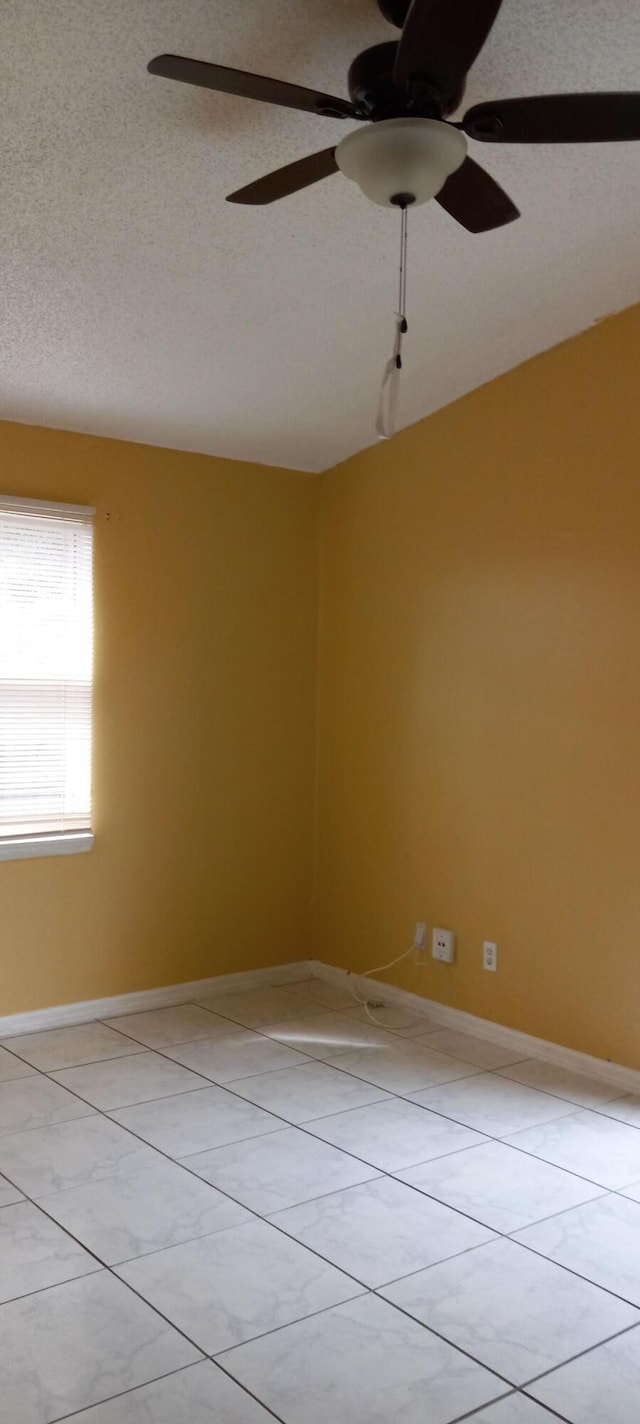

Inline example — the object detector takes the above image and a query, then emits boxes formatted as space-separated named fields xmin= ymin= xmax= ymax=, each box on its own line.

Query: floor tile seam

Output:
xmin=361 ymin=1286 xmax=519 ymax=1390
xmin=370 ymin=1281 xmax=640 ymax=1395
xmin=0 ymin=1106 xmax=98 ymax=1141
xmin=498 ymin=1220 xmax=640 ymax=1312
xmin=486 ymin=1134 xmax=639 ymax=1191
xmin=518 ymin=1316 xmax=640 ymax=1389
xmin=494 ymin=1066 xmax=629 ymax=1110
xmin=95 ymin=992 xmax=316 ymax=1043
xmin=46 ymin=1358 xmax=289 ymax=1424
xmin=450 ymin=1392 xmax=572 ymax=1424
xmin=393 ymin=1078 xmax=592 ymax=1124
xmin=3 ymin=1043 xmax=143 ymax=1070
xmin=0 ymin=1258 xmax=104 ymax=1311
xmin=41 ymin=1067 xmax=243 ymax=1113
xmin=386 ymin=1170 xmax=614 ymax=1240
xmin=588 ymin=1101 xmax=640 ymax=1130
xmin=372 ymin=1218 xmax=640 ymax=1309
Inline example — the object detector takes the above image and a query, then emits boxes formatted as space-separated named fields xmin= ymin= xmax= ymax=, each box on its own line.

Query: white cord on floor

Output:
xmin=347 ymin=943 xmax=416 ymax=1028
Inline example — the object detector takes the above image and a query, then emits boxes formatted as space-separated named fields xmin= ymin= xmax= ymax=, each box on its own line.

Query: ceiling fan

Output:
xmin=148 ymin=0 xmax=640 ymax=233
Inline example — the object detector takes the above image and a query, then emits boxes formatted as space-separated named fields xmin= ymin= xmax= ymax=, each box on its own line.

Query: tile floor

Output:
xmin=1 ymin=979 xmax=640 ymax=1421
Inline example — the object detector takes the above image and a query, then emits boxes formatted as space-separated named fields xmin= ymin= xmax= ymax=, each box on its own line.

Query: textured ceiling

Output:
xmin=2 ymin=0 xmax=639 ymax=472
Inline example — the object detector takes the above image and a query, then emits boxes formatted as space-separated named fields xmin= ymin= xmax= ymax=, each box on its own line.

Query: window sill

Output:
xmin=0 ymin=832 xmax=94 ymax=863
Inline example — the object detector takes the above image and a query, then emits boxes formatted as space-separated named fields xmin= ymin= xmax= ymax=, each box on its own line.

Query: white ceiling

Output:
xmin=2 ymin=0 xmax=639 ymax=472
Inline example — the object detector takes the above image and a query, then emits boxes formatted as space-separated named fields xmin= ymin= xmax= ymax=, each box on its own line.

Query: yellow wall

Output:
xmin=0 ymin=422 xmax=318 ymax=1015
xmin=316 ymin=304 xmax=640 ymax=1070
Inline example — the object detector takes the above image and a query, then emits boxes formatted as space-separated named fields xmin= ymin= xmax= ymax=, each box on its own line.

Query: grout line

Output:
xmin=448 ymin=1390 xmax=573 ymax=1424
xmin=44 ymin=1360 xmax=285 ymax=1424
xmin=519 ymin=1316 xmax=640 ymax=1390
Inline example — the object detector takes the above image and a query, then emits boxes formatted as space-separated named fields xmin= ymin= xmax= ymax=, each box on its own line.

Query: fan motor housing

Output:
xmin=348 ymin=43 xmax=464 ymax=118
xmin=377 ymin=0 xmax=412 ymax=25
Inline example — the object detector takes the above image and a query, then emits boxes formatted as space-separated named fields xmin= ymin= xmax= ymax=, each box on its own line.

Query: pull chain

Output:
xmin=376 ymin=203 xmax=409 ymax=441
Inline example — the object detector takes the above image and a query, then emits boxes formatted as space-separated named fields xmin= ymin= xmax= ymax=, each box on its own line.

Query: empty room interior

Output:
xmin=2 ymin=2 xmax=640 ymax=1422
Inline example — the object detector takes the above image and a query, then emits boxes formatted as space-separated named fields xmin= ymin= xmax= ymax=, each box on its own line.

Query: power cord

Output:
xmin=347 ymin=942 xmax=417 ymax=1028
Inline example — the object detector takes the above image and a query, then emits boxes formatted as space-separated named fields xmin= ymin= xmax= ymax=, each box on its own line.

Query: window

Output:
xmin=0 ymin=495 xmax=94 ymax=861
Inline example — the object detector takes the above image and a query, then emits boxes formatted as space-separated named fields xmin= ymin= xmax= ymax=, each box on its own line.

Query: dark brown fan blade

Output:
xmin=227 ymin=147 xmax=338 ymax=204
xmin=394 ymin=0 xmax=503 ymax=94
xmin=147 ymin=55 xmax=355 ymax=119
xmin=435 ymin=156 xmax=519 ymax=232
xmin=463 ymin=93 xmax=640 ymax=143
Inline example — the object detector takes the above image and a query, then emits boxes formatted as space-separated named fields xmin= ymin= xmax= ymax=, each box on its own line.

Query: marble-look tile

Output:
xmin=515 ymin=1193 xmax=640 ymax=1305
xmin=259 ymin=1011 xmax=400 ymax=1060
xmin=599 ymin=1093 xmax=640 ymax=1128
xmin=225 ymin=1061 xmax=390 ymax=1124
xmin=0 ymin=1172 xmax=24 ymax=1208
xmin=465 ymin=1397 xmax=559 ymax=1422
xmin=529 ymin=1325 xmax=640 ymax=1422
xmin=0 ymin=1115 xmax=162 ymax=1197
xmin=620 ymin=1178 xmax=640 ymax=1202
xmin=116 ymin=1217 xmax=363 ymax=1354
xmin=197 ymin=987 xmax=312 ymax=1028
xmin=110 ymin=1086 xmax=282 ymax=1158
xmin=163 ymin=1029 xmax=311 ymax=1083
xmin=0 ymin=1074 xmax=95 ymax=1134
xmin=102 ymin=1004 xmax=237 ymax=1048
xmin=505 ymin=1109 xmax=640 ymax=1189
xmin=497 ymin=1059 xmax=622 ymax=1109
xmin=271 ymin=1175 xmax=495 ymax=1287
xmin=342 ymin=1003 xmax=438 ymax=1037
xmin=68 ymin=1359 xmax=277 ymax=1422
xmin=0 ymin=1270 xmax=200 ymax=1424
xmin=410 ymin=1074 xmax=577 ymax=1138
xmin=0 ymin=1200 xmax=98 ymax=1302
xmin=293 ymin=978 xmax=363 ymax=1011
xmin=0 ymin=1044 xmax=36 ymax=1082
xmin=416 ymin=1030 xmax=527 ymax=1071
xmin=307 ymin=1097 xmax=487 ymax=1172
xmin=220 ymin=1292 xmax=505 ymax=1424
xmin=326 ymin=1041 xmax=479 ymax=1095
xmin=396 ymin=1141 xmax=603 ymax=1234
xmin=1 ymin=1022 xmax=140 ymax=1071
xmin=184 ymin=1125 xmax=379 ymax=1213
xmin=382 ymin=1237 xmax=638 ymax=1385
xmin=38 ymin=1158 xmax=251 ymax=1264
xmin=50 ymin=1051 xmax=207 ymax=1109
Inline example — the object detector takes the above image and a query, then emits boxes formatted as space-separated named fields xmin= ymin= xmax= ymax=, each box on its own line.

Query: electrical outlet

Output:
xmin=483 ymin=941 xmax=498 ymax=972
xmin=414 ymin=921 xmax=428 ymax=964
xmin=432 ymin=927 xmax=455 ymax=964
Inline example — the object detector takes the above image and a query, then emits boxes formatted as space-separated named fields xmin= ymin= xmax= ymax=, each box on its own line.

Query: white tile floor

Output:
xmin=1 ymin=979 xmax=640 ymax=1421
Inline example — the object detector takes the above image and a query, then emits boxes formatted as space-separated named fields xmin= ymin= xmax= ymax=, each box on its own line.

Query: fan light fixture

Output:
xmin=336 ymin=117 xmax=467 ymax=208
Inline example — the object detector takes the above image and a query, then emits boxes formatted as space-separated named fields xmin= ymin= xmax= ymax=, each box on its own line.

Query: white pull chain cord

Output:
xmin=376 ymin=203 xmax=409 ymax=442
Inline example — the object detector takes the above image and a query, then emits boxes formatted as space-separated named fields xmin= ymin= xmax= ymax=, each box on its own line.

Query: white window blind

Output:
xmin=0 ymin=496 xmax=94 ymax=840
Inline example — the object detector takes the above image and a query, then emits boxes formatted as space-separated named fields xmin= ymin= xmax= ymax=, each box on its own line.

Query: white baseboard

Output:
xmin=310 ymin=959 xmax=640 ymax=1097
xmin=0 ymin=960 xmax=314 ymax=1039
xmin=4 ymin=953 xmax=638 ymax=1100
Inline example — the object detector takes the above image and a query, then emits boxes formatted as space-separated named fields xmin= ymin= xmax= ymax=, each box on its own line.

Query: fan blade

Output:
xmin=147 ymin=55 xmax=355 ymax=119
xmin=436 ymin=156 xmax=519 ymax=231
xmin=394 ymin=0 xmax=503 ymax=93
xmin=227 ymin=147 xmax=338 ymax=204
xmin=463 ymin=93 xmax=640 ymax=143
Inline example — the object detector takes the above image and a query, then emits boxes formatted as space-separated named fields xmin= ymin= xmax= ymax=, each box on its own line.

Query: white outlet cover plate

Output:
xmin=483 ymin=941 xmax=498 ymax=972
xmin=432 ymin=927 xmax=455 ymax=964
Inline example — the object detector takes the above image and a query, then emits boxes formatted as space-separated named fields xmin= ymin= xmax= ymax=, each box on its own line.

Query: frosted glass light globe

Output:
xmin=336 ymin=117 xmax=467 ymax=208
